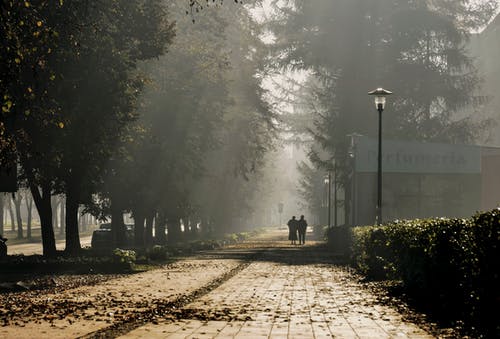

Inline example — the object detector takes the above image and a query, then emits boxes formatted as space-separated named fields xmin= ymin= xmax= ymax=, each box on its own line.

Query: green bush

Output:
xmin=350 ymin=209 xmax=500 ymax=336
xmin=112 ymin=248 xmax=136 ymax=265
xmin=188 ymin=240 xmax=221 ymax=251
xmin=146 ymin=245 xmax=170 ymax=261
xmin=222 ymin=233 xmax=239 ymax=244
xmin=236 ymin=232 xmax=250 ymax=241
xmin=314 ymin=225 xmax=328 ymax=240
xmin=326 ymin=226 xmax=352 ymax=257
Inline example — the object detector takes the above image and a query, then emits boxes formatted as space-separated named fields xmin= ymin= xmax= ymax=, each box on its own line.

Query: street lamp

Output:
xmin=333 ymin=163 xmax=338 ymax=228
xmin=324 ymin=164 xmax=338 ymax=229
xmin=347 ymin=133 xmax=362 ymax=226
xmin=368 ymin=88 xmax=392 ymax=225
xmin=324 ymin=173 xmax=331 ymax=229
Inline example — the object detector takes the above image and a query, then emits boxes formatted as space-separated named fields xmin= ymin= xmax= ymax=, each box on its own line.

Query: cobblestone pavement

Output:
xmin=0 ymin=229 xmax=436 ymax=338
xmin=0 ymin=258 xmax=243 ymax=338
xmin=121 ymin=232 xmax=433 ymax=339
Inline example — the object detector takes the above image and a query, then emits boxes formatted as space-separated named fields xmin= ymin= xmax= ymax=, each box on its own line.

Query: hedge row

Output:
xmin=350 ymin=209 xmax=499 ymax=336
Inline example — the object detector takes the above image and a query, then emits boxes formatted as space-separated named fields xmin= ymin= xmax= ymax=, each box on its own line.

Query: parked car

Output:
xmin=99 ymin=223 xmax=112 ymax=230
xmin=91 ymin=223 xmax=134 ymax=250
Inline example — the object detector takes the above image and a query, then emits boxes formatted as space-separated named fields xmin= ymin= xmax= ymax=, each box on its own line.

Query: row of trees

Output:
xmin=0 ymin=192 xmax=94 ymax=240
xmin=0 ymin=1 xmax=277 ymax=256
xmin=266 ymin=0 xmax=498 ymax=221
xmin=0 ymin=191 xmax=34 ymax=239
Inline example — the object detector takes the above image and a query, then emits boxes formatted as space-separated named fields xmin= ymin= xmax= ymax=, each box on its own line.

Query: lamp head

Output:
xmin=368 ymin=88 xmax=393 ymax=111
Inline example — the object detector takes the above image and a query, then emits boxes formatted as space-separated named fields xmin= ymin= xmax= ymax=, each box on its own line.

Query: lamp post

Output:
xmin=278 ymin=202 xmax=283 ymax=227
xmin=368 ymin=88 xmax=392 ymax=225
xmin=333 ymin=162 xmax=338 ymax=228
xmin=324 ymin=172 xmax=331 ymax=229
xmin=347 ymin=133 xmax=362 ymax=226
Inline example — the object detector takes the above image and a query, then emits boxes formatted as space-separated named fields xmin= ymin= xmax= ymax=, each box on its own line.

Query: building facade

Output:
xmin=350 ymin=136 xmax=500 ymax=225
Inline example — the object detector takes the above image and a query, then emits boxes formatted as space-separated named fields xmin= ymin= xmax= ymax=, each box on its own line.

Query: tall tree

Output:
xmin=191 ymin=2 xmax=277 ymax=234
xmin=1 ymin=1 xmax=174 ymax=255
xmin=0 ymin=194 xmax=4 ymax=235
xmin=13 ymin=192 xmax=23 ymax=239
xmin=50 ymin=0 xmax=174 ymax=254
xmin=268 ymin=0 xmax=497 ymax=219
xmin=105 ymin=0 xmax=277 ymax=244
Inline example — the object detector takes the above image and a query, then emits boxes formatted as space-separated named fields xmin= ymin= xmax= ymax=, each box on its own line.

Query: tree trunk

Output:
xmin=80 ymin=213 xmax=88 ymax=232
xmin=145 ymin=212 xmax=154 ymax=246
xmin=26 ymin=193 xmax=33 ymax=239
xmin=51 ymin=196 xmax=59 ymax=232
xmin=133 ymin=210 xmax=145 ymax=248
xmin=0 ymin=194 xmax=4 ymax=235
xmin=198 ymin=217 xmax=207 ymax=235
xmin=200 ymin=217 xmax=212 ymax=235
xmin=191 ymin=217 xmax=198 ymax=238
xmin=78 ymin=210 xmax=82 ymax=232
xmin=65 ymin=187 xmax=81 ymax=255
xmin=7 ymin=196 xmax=15 ymax=232
xmin=13 ymin=193 xmax=23 ymax=239
xmin=155 ymin=212 xmax=167 ymax=244
xmin=167 ymin=217 xmax=181 ymax=244
xmin=111 ymin=204 xmax=125 ymax=248
xmin=182 ymin=217 xmax=192 ymax=241
xmin=59 ymin=196 xmax=65 ymax=235
xmin=30 ymin=183 xmax=56 ymax=257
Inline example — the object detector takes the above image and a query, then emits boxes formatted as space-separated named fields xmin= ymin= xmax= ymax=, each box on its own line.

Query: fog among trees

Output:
xmin=1 ymin=0 xmax=499 ymax=256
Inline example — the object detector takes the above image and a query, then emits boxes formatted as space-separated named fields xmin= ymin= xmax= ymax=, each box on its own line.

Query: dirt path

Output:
xmin=0 ymin=229 xmax=442 ymax=338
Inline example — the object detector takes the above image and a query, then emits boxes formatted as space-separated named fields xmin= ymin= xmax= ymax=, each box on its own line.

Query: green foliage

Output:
xmin=297 ymin=161 xmax=325 ymax=222
xmin=188 ymin=240 xmax=222 ymax=251
xmin=316 ymin=225 xmax=328 ymax=239
xmin=268 ymin=0 xmax=498 ymax=219
xmin=109 ymin=0 xmax=276 ymax=237
xmin=0 ymin=0 xmax=175 ymax=255
xmin=223 ymin=231 xmax=257 ymax=244
xmin=350 ymin=209 xmax=500 ymax=335
xmin=223 ymin=233 xmax=239 ymax=244
xmin=112 ymin=248 xmax=137 ymax=265
xmin=146 ymin=245 xmax=170 ymax=261
xmin=0 ymin=252 xmax=135 ymax=274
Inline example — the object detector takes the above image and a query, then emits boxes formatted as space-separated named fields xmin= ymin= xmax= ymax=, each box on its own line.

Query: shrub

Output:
xmin=223 ymin=233 xmax=239 ymax=244
xmin=147 ymin=245 xmax=170 ymax=261
xmin=188 ymin=240 xmax=221 ymax=251
xmin=112 ymin=248 xmax=136 ymax=265
xmin=349 ymin=209 xmax=500 ymax=336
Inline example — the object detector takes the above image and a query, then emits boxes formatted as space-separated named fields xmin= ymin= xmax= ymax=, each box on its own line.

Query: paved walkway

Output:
xmin=120 ymin=235 xmax=432 ymax=338
xmin=0 ymin=229 xmax=435 ymax=338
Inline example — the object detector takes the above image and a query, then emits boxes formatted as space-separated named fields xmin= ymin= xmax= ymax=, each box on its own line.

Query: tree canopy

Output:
xmin=266 ymin=0 xmax=498 ymax=221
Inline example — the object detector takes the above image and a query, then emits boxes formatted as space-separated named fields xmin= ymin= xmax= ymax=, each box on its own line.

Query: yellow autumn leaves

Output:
xmin=1 ymin=100 xmax=13 ymax=113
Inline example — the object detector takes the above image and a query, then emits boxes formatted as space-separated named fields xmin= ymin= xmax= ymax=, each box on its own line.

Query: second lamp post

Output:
xmin=368 ymin=87 xmax=392 ymax=225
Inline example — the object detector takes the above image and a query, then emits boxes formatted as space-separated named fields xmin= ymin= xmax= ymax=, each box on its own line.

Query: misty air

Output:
xmin=0 ymin=1 xmax=499 ymax=338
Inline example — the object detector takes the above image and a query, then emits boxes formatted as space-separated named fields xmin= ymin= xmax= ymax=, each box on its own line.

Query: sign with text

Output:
xmin=354 ymin=137 xmax=481 ymax=174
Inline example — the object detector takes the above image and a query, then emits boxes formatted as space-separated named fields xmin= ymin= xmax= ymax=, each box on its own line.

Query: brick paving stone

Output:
xmin=0 ymin=258 xmax=241 ymax=339
xmin=215 ymin=322 xmax=244 ymax=337
xmin=122 ymin=233 xmax=433 ymax=339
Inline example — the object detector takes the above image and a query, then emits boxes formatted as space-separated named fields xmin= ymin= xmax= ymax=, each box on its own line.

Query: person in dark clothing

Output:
xmin=297 ymin=215 xmax=308 ymax=245
xmin=287 ymin=216 xmax=298 ymax=245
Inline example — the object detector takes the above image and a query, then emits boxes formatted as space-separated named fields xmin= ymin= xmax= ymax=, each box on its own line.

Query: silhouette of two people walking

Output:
xmin=287 ymin=215 xmax=308 ymax=245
